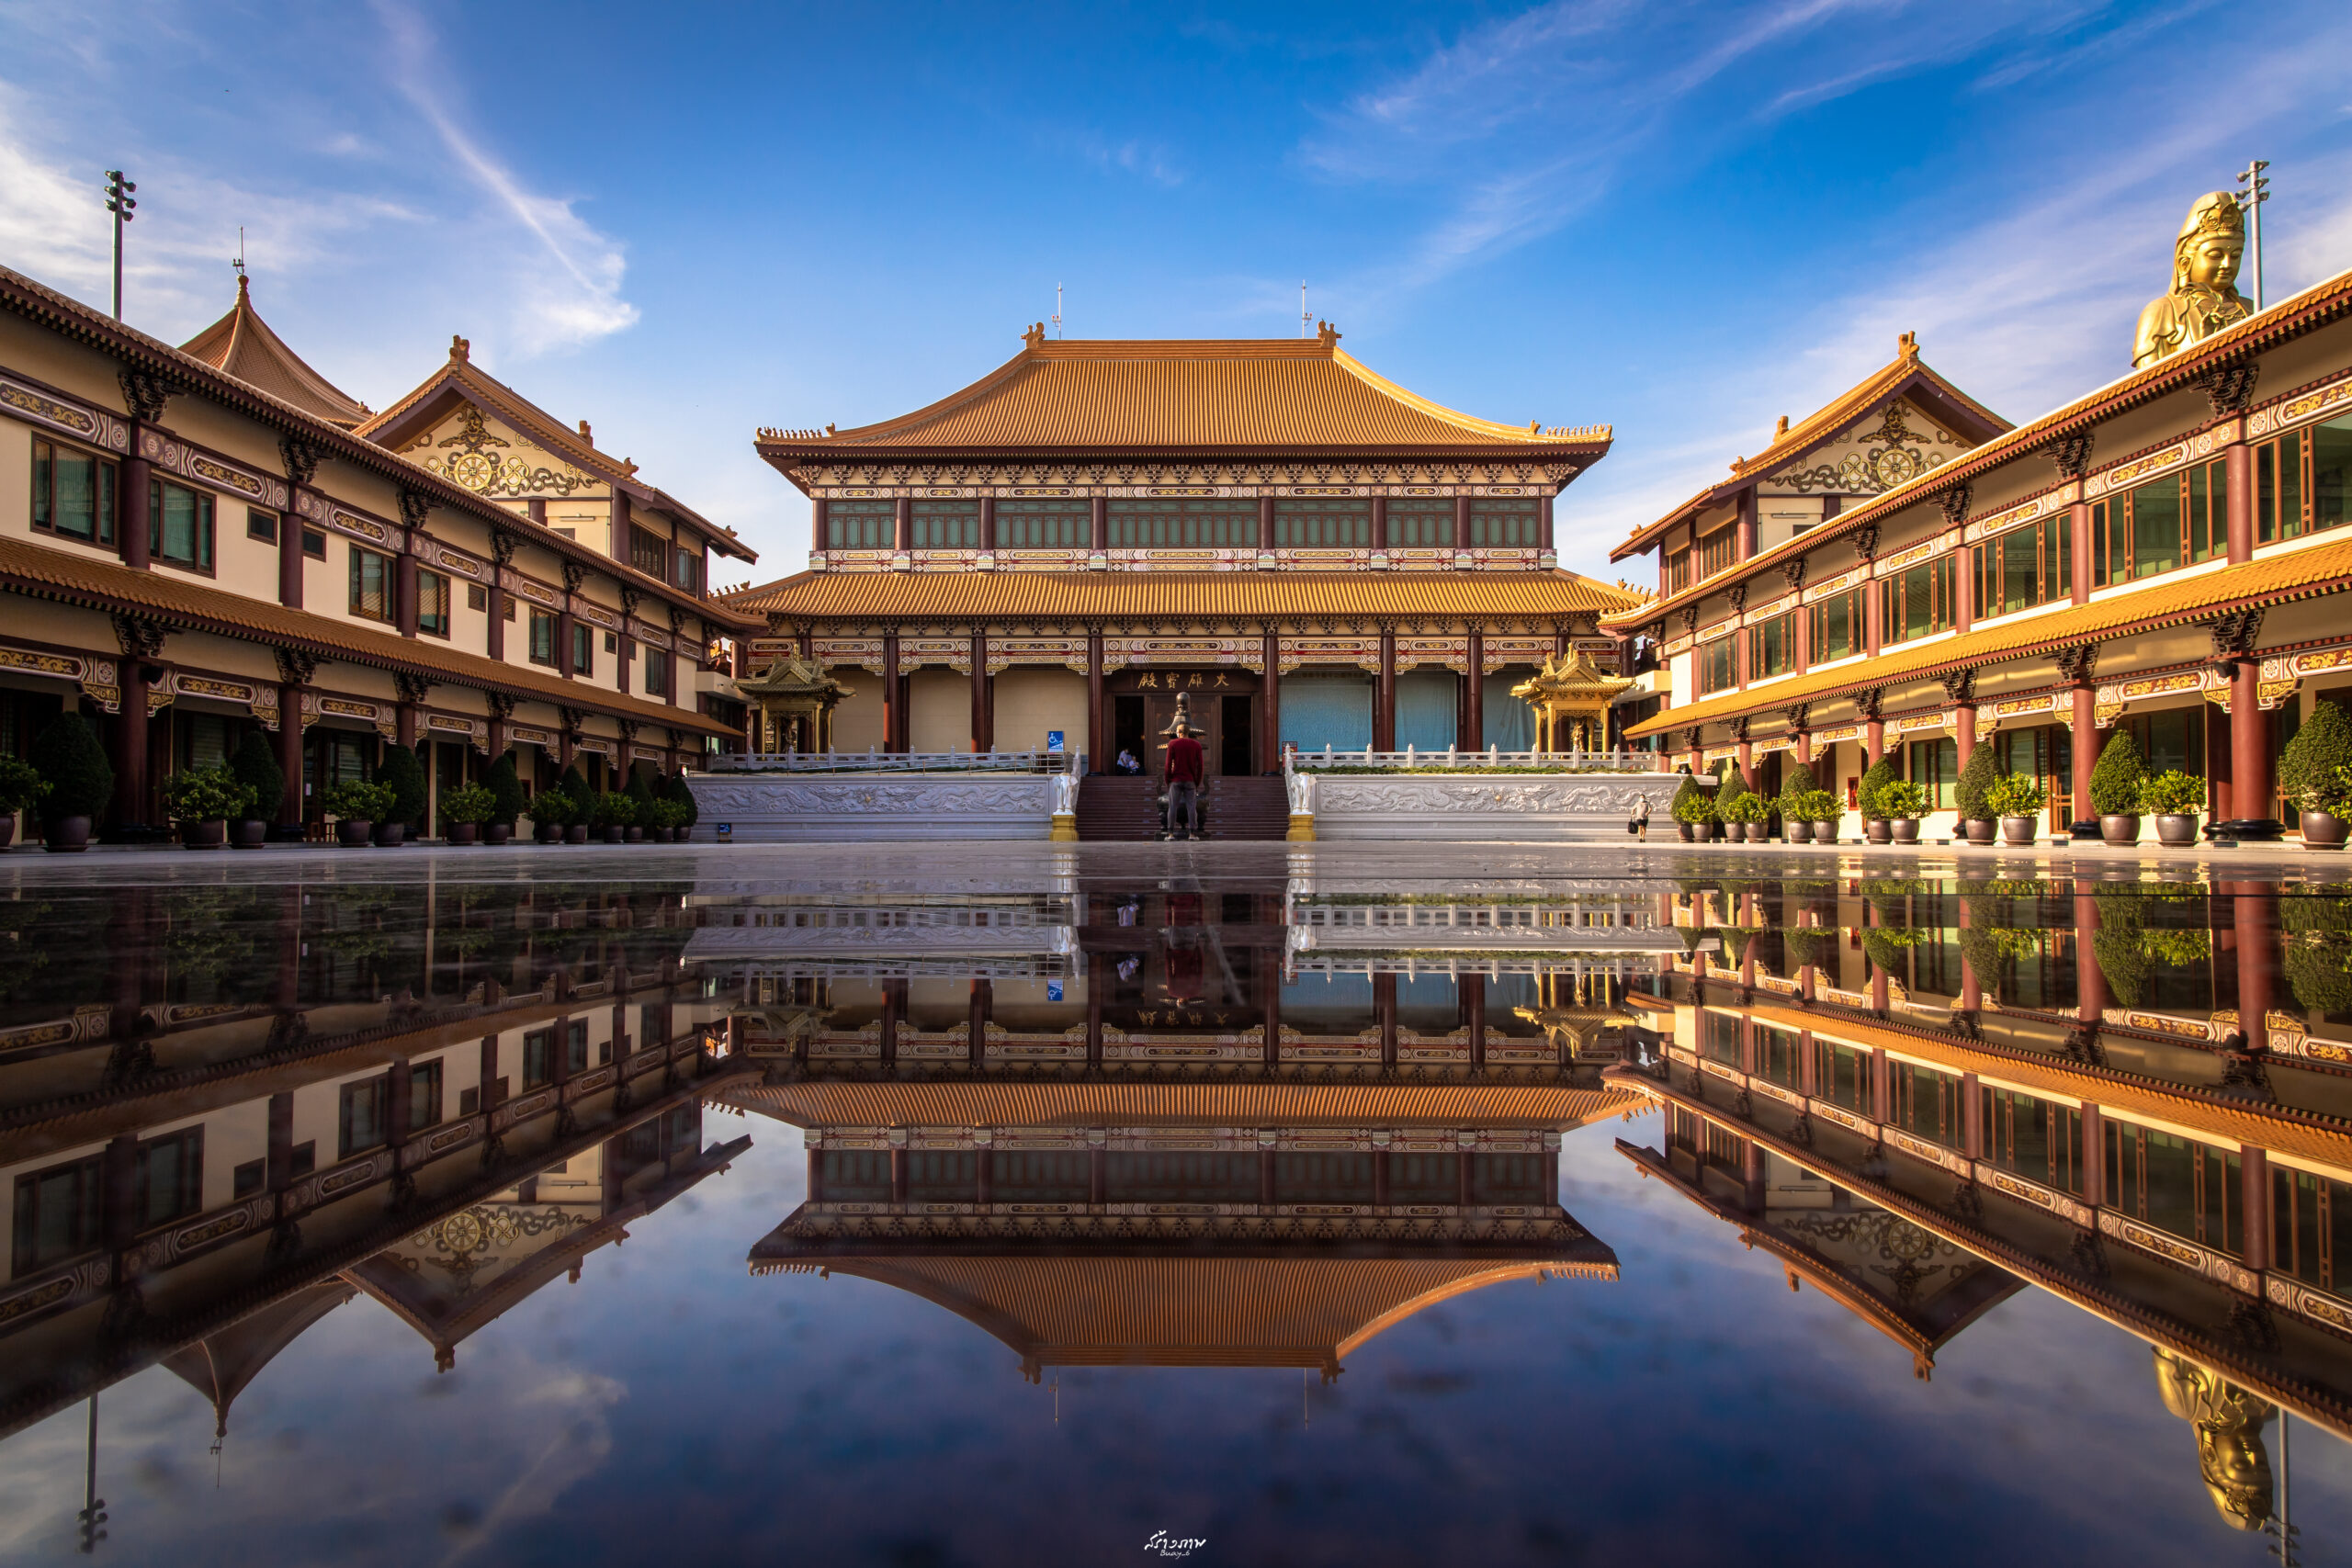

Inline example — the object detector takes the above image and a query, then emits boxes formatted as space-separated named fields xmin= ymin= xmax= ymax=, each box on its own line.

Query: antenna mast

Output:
xmin=232 ymin=226 xmax=246 ymax=285
xmin=103 ymin=171 xmax=135 ymax=321
xmin=2236 ymin=159 xmax=2270 ymax=311
xmin=1300 ymin=281 xmax=1309 ymax=339
xmin=1053 ymin=283 xmax=1063 ymax=341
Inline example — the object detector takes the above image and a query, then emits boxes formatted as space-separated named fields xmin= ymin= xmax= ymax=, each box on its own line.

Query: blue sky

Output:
xmin=4 ymin=1 xmax=2351 ymax=588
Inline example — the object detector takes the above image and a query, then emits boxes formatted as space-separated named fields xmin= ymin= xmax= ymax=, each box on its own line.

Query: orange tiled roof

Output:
xmin=766 ymin=1256 xmax=1608 ymax=1369
xmin=1623 ymin=536 xmax=2352 ymax=739
xmin=179 ymin=277 xmax=372 ymax=429
xmin=1610 ymin=341 xmax=2009 ymax=562
xmin=755 ymin=330 xmax=1613 ymax=456
xmin=0 ymin=535 xmax=741 ymax=739
xmin=728 ymin=568 xmax=1644 ymax=622
xmin=733 ymin=1078 xmax=1642 ymax=1129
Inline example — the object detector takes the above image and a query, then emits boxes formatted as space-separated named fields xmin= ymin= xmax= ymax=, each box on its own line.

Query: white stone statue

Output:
xmin=1286 ymin=769 xmax=1318 ymax=815
xmin=1050 ymin=772 xmax=1079 ymax=817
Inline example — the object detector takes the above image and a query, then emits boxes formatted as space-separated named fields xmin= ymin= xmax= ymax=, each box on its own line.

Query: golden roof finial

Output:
xmin=1773 ymin=414 xmax=1790 ymax=441
xmin=1317 ymin=320 xmax=1340 ymax=348
xmin=1023 ymin=321 xmax=1046 ymax=349
xmin=1898 ymin=331 xmax=1919 ymax=358
xmin=449 ymin=334 xmax=469 ymax=363
xmin=576 ymin=419 xmax=592 ymax=442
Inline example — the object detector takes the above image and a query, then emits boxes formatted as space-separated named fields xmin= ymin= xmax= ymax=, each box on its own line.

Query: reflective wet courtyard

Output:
xmin=1 ymin=842 xmax=2349 ymax=1565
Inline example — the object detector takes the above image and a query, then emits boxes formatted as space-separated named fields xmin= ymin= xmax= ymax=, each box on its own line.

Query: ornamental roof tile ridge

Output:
xmin=0 ymin=533 xmax=739 ymax=739
xmin=0 ymin=264 xmax=759 ymax=619
xmin=1621 ymin=533 xmax=2352 ymax=739
xmin=1609 ymin=347 xmax=2010 ymax=562
xmin=177 ymin=276 xmax=371 ymax=428
xmin=754 ymin=332 xmax=1611 ymax=453
xmin=1603 ymin=260 xmax=2352 ymax=629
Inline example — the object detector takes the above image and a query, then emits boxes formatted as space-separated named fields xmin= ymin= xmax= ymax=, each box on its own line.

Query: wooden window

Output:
xmin=1001 ymin=499 xmax=1091 ymax=548
xmin=246 ymin=507 xmax=277 ymax=543
xmin=417 ymin=569 xmax=450 ymax=637
xmin=1807 ymin=587 xmax=1864 ymax=662
xmin=1888 ymin=1058 xmax=1965 ymax=1149
xmin=1666 ymin=548 xmax=1692 ymax=595
xmin=1752 ymin=612 xmax=1793 ymax=679
xmin=348 ymin=545 xmax=390 ymax=620
xmin=1273 ymin=498 xmax=1371 ymax=547
xmin=1696 ymin=636 xmax=1735 ymax=695
xmin=2091 ymin=463 xmax=2226 ymax=586
xmin=2104 ymin=1115 xmax=2241 ymax=1256
xmin=673 ymin=544 xmax=704 ymax=593
xmin=910 ymin=500 xmax=979 ymax=548
xmin=149 ymin=478 xmax=214 ymax=570
xmin=523 ymin=1029 xmax=553 ymax=1088
xmin=1107 ymin=499 xmax=1254 ymax=547
xmin=339 ymin=1076 xmax=390 ymax=1160
xmin=1981 ymin=1086 xmax=2084 ymax=1195
xmin=1905 ymin=735 xmax=1957 ymax=809
xmin=466 ymin=582 xmax=488 ymax=612
xmin=301 ymin=528 xmax=327 ymax=558
xmin=823 ymin=500 xmax=894 ymax=550
xmin=1809 ymin=1040 xmax=1872 ymax=1114
xmin=565 ymin=1021 xmax=590 ymax=1075
xmin=409 ymin=1060 xmax=444 ymax=1131
xmin=1469 ymin=497 xmax=1541 ymax=547
xmin=572 ymin=622 xmax=594 ymax=674
xmin=2272 ymin=1166 xmax=2352 ymax=1292
xmin=29 ymin=436 xmax=118 ymax=546
xmin=645 ymin=649 xmax=669 ymax=697
xmin=1877 ymin=553 xmax=1956 ymax=646
xmin=1695 ymin=525 xmax=1736 ymax=579
xmin=1385 ymin=499 xmax=1452 ymax=547
xmin=1971 ymin=514 xmax=2070 ymax=616
xmin=629 ymin=524 xmax=667 ymax=579
xmin=12 ymin=1153 xmax=103 ymax=1274
xmin=132 ymin=1127 xmax=203 ymax=1231
xmin=529 ymin=610 xmax=557 ymax=666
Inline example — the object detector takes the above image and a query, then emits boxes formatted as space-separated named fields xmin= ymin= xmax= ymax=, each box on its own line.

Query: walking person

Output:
xmin=1633 ymin=794 xmax=1651 ymax=842
xmin=1163 ymin=721 xmax=1204 ymax=840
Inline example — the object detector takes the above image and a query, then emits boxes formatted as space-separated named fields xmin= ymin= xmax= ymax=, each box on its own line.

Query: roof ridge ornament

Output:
xmin=449 ymin=334 xmax=470 ymax=364
xmin=1898 ymin=331 xmax=1919 ymax=359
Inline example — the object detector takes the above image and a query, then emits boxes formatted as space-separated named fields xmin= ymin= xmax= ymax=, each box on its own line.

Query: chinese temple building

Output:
xmin=1606 ymin=196 xmax=2352 ymax=843
xmin=0 ymin=265 xmax=756 ymax=841
xmin=726 ymin=324 xmax=1641 ymax=788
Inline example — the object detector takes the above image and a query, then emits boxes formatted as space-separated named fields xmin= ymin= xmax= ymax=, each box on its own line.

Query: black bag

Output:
xmin=1626 ymin=818 xmax=1639 ymax=834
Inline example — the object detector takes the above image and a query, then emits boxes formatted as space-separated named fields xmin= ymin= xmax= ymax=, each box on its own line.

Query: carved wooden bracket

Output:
xmin=278 ymin=436 xmax=322 ymax=488
xmin=1782 ymin=702 xmax=1810 ymax=731
xmin=485 ymin=691 xmax=516 ymax=723
xmin=1781 ymin=558 xmax=1806 ymax=593
xmin=1856 ymin=688 xmax=1883 ymax=722
xmin=2193 ymin=360 xmax=2260 ymax=419
xmin=2205 ymin=608 xmax=2264 ymax=659
xmin=560 ymin=560 xmax=587 ymax=595
xmin=490 ymin=530 xmax=519 ymax=570
xmin=392 ymin=672 xmax=434 ymax=706
xmin=2055 ymin=644 xmax=2098 ymax=685
xmin=397 ymin=491 xmax=433 ymax=531
xmin=1726 ymin=582 xmax=1747 ymax=614
xmin=1940 ymin=668 xmax=1976 ymax=704
xmin=118 ymin=367 xmax=173 ymax=423
xmin=274 ymin=647 xmax=318 ymax=686
xmin=112 ymin=614 xmax=167 ymax=660
xmin=1936 ymin=484 xmax=1972 ymax=528
xmin=1850 ymin=525 xmax=1879 ymax=562
xmin=2046 ymin=430 xmax=2095 ymax=482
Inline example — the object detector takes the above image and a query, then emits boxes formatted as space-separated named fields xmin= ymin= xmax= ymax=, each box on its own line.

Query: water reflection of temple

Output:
xmin=1614 ymin=874 xmax=2352 ymax=1535
xmin=0 ymin=878 xmax=750 ymax=1442
xmin=702 ymin=886 xmax=1659 ymax=1379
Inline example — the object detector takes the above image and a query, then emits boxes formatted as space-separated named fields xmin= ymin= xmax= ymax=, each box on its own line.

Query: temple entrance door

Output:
xmin=1221 ymin=694 xmax=1254 ymax=775
xmin=1108 ymin=671 xmax=1261 ymax=776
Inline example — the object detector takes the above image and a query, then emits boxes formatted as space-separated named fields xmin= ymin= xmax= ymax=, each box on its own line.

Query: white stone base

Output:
xmin=1308 ymin=773 xmax=1685 ymax=841
xmin=684 ymin=773 xmax=1052 ymax=842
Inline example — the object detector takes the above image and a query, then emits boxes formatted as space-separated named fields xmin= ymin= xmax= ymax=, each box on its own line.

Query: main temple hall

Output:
xmin=726 ymin=323 xmax=1643 ymax=775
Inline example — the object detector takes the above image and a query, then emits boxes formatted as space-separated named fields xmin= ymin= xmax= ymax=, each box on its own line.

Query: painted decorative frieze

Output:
xmin=987 ymin=635 xmax=1091 ymax=676
xmin=1964 ymin=488 xmax=2071 ymax=545
xmin=0 ymin=642 xmax=119 ymax=714
xmin=1279 ymin=636 xmax=1381 ymax=674
xmin=1483 ymin=636 xmax=1555 ymax=672
xmin=0 ymin=374 xmax=130 ymax=452
xmin=139 ymin=429 xmax=291 ymax=511
xmin=812 ymin=636 xmax=888 ymax=674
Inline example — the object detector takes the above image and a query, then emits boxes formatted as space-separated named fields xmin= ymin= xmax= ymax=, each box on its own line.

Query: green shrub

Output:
xmin=1724 ymin=789 xmax=1769 ymax=823
xmin=28 ymin=714 xmax=112 ymax=826
xmin=2281 ymin=701 xmax=2352 ymax=813
xmin=379 ymin=744 xmax=429 ymax=828
xmin=625 ymin=767 xmax=659 ymax=818
xmin=1784 ymin=927 xmax=1824 ymax=970
xmin=2088 ymin=729 xmax=2146 ymax=816
xmin=592 ymin=790 xmax=636 ymax=828
xmin=1671 ymin=781 xmax=1718 ymax=825
xmin=1986 ymin=775 xmax=2045 ymax=817
xmin=1953 ymin=744 xmax=1999 ymax=822
xmin=1796 ymin=788 xmax=1841 ymax=821
xmin=648 ymin=797 xmax=691 ymax=830
xmin=1778 ymin=762 xmax=1818 ymax=821
xmin=1716 ymin=763 xmax=1750 ymax=818
xmin=527 ymin=785 xmax=575 ymax=827
xmin=1874 ymin=779 xmax=1927 ymax=819
xmin=485 ymin=751 xmax=526 ymax=828
xmin=439 ymin=783 xmax=496 ymax=826
xmin=1862 ymin=925 xmax=1924 ymax=975
xmin=0 ymin=756 xmax=49 ymax=816
xmin=160 ymin=766 xmax=255 ymax=824
xmin=2138 ymin=769 xmax=2206 ymax=815
xmin=321 ymin=779 xmax=394 ymax=820
xmin=2090 ymin=895 xmax=2149 ymax=1008
xmin=1858 ymin=757 xmax=1899 ymax=820
xmin=663 ymin=770 xmax=699 ymax=827
xmin=2287 ymin=934 xmax=2352 ymax=1014
xmin=227 ymin=729 xmax=284 ymax=821
xmin=557 ymin=763 xmax=592 ymax=804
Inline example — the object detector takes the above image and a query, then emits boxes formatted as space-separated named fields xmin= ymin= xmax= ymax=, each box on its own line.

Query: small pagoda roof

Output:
xmin=1511 ymin=648 xmax=1634 ymax=700
xmin=1610 ymin=336 xmax=2009 ymax=561
xmin=736 ymin=653 xmax=854 ymax=700
xmin=727 ymin=568 xmax=1641 ymax=624
xmin=178 ymin=276 xmax=372 ymax=429
xmin=755 ymin=324 xmax=1612 ymax=467
xmin=158 ymin=1279 xmax=356 ymax=1438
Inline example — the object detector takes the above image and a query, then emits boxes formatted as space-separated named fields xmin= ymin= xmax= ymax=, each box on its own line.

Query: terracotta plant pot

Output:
xmin=373 ymin=821 xmax=406 ymax=848
xmin=42 ymin=816 xmax=91 ymax=852
xmin=486 ymin=823 xmax=512 ymax=846
xmin=1891 ymin=819 xmax=1920 ymax=844
xmin=626 ymin=826 xmax=644 ymax=843
xmin=1786 ymin=821 xmax=1813 ymax=843
xmin=178 ymin=819 xmax=227 ymax=850
xmin=1865 ymin=819 xmax=1891 ymax=844
xmin=567 ymin=826 xmax=591 ymax=844
xmin=0 ymin=816 xmax=14 ymax=852
xmin=1964 ymin=819 xmax=1996 ymax=844
xmin=2099 ymin=813 xmax=2142 ymax=847
xmin=537 ymin=822 xmax=561 ymax=843
xmin=1812 ymin=819 xmax=1838 ymax=842
xmin=1676 ymin=823 xmax=1695 ymax=843
xmin=337 ymin=819 xmax=374 ymax=847
xmin=447 ymin=822 xmax=479 ymax=845
xmin=231 ymin=818 xmax=269 ymax=849
xmin=603 ymin=825 xmax=627 ymax=844
xmin=2303 ymin=811 xmax=2347 ymax=849
xmin=2002 ymin=816 xmax=2038 ymax=846
xmin=2155 ymin=813 xmax=2199 ymax=847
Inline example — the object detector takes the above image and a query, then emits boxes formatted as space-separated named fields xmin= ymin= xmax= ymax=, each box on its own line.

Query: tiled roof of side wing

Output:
xmin=755 ymin=334 xmax=1614 ymax=453
xmin=178 ymin=278 xmax=372 ymax=428
xmin=724 ymin=569 xmax=1645 ymax=620
xmin=733 ymin=1078 xmax=1642 ymax=1127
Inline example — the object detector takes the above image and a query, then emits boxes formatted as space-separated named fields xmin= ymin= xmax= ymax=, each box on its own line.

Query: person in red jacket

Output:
xmin=1163 ymin=723 xmax=1205 ymax=840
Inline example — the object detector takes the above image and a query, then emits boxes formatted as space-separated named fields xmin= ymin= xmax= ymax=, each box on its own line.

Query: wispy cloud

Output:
xmin=373 ymin=0 xmax=639 ymax=358
xmin=1074 ymin=132 xmax=1185 ymax=188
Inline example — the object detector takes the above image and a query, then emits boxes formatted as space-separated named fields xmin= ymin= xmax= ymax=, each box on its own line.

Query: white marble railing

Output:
xmin=1287 ymin=746 xmax=1648 ymax=772
xmin=707 ymin=749 xmax=1071 ymax=773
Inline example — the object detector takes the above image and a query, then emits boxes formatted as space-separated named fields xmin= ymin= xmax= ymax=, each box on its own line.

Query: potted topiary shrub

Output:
xmin=1953 ymin=743 xmax=2000 ymax=846
xmin=1779 ymin=762 xmax=1818 ymax=844
xmin=555 ymin=764 xmax=594 ymax=843
xmin=28 ymin=713 xmax=112 ymax=852
xmin=2281 ymin=703 xmax=2352 ymax=848
xmin=594 ymin=790 xmax=634 ymax=844
xmin=484 ymin=751 xmax=526 ymax=846
xmin=1669 ymin=775 xmax=1704 ymax=842
xmin=526 ymin=785 xmax=568 ymax=843
xmin=160 ymin=765 xmax=254 ymax=850
xmin=375 ymin=743 xmax=427 ymax=847
xmin=663 ymin=770 xmax=699 ymax=841
xmin=439 ymin=782 xmax=495 ymax=845
xmin=322 ymin=779 xmax=393 ymax=847
xmin=2140 ymin=769 xmax=2206 ymax=848
xmin=225 ymin=729 xmax=284 ymax=849
xmin=0 ymin=756 xmax=48 ymax=852
xmin=1724 ymin=788 xmax=1769 ymax=841
xmin=1858 ymin=757 xmax=1899 ymax=844
xmin=1876 ymin=779 xmax=1927 ymax=844
xmin=2088 ymin=728 xmax=2145 ymax=846
xmin=1715 ymin=768 xmax=1751 ymax=842
xmin=1986 ymin=774 xmax=2045 ymax=846
xmin=1795 ymin=789 xmax=1838 ymax=844
xmin=624 ymin=769 xmax=659 ymax=844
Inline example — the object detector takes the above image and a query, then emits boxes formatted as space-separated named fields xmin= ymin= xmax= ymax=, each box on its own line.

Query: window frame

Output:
xmin=1807 ymin=587 xmax=1865 ymax=663
xmin=1272 ymin=498 xmax=1372 ymax=548
xmin=529 ymin=610 xmax=558 ymax=667
xmin=571 ymin=622 xmax=595 ymax=674
xmin=1696 ymin=636 xmax=1736 ymax=696
xmin=348 ymin=543 xmax=391 ymax=621
xmin=1878 ymin=552 xmax=1956 ymax=647
xmin=338 ymin=1075 xmax=390 ymax=1161
xmin=11 ymin=1153 xmax=104 ymax=1275
xmin=1970 ymin=514 xmax=2071 ymax=619
xmin=822 ymin=499 xmax=894 ymax=550
xmin=28 ymin=435 xmax=119 ymax=547
xmin=246 ymin=506 xmax=278 ymax=544
xmin=148 ymin=477 xmax=216 ymax=573
xmin=416 ymin=567 xmax=451 ymax=637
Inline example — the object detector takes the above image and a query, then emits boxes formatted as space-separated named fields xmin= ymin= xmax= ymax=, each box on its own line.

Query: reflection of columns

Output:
xmin=1089 ymin=1143 xmax=1106 ymax=1205
xmin=889 ymin=1145 xmax=908 ymax=1205
xmin=1086 ymin=985 xmax=1102 ymax=1070
xmin=1260 ymin=1147 xmax=1276 ymax=1207
xmin=1261 ymin=628 xmax=1281 ymax=767
xmin=1261 ymin=961 xmax=1280 ymax=1071
xmin=2079 ymin=1102 xmax=2105 ymax=1206
xmin=1957 ymin=895 xmax=1982 ymax=1013
xmin=1374 ymin=628 xmax=1396 ymax=751
xmin=1961 ymin=1072 xmax=1983 ymax=1157
xmin=274 ymin=884 xmax=302 ymax=1010
xmin=2233 ymin=885 xmax=2277 ymax=1044
xmin=1375 ymin=972 xmax=1396 ymax=1069
xmin=277 ymin=685 xmax=305 ymax=827
xmin=1742 ymin=1142 xmax=1765 ymax=1213
xmin=1464 ymin=633 xmax=1483 ymax=750
xmin=808 ymin=1146 xmax=824 ymax=1203
xmin=2075 ymin=892 xmax=2104 ymax=1028
xmin=1463 ymin=974 xmax=1486 ymax=1069
xmin=880 ymin=979 xmax=902 ymax=1068
xmin=1456 ymin=1150 xmax=1473 ymax=1209
xmin=976 ymin=1142 xmax=993 ymax=1206
xmin=968 ymin=978 xmax=989 ymax=1067
xmin=1373 ymin=1149 xmax=1390 ymax=1208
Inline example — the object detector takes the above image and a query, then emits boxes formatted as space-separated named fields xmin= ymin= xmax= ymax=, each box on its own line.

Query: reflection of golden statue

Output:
xmin=2153 ymin=1347 xmax=2276 ymax=1530
xmin=2133 ymin=193 xmax=2254 ymax=368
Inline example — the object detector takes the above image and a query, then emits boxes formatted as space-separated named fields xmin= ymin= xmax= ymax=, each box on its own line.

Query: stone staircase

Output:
xmin=1075 ymin=776 xmax=1163 ymax=840
xmin=1203 ymin=776 xmax=1288 ymax=840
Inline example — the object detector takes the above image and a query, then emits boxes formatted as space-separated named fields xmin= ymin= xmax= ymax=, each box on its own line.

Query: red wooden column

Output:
xmin=968 ymin=628 xmax=990 ymax=753
xmin=1371 ymin=496 xmax=1388 ymax=557
xmin=396 ymin=552 xmax=420 ymax=637
xmin=2226 ymin=441 xmax=2256 ymax=565
xmin=2075 ymin=891 xmax=2105 ymax=1031
xmin=2070 ymin=682 xmax=2098 ymax=833
xmin=110 ymin=662 xmax=150 ymax=832
xmin=879 ymin=978 xmax=901 ymax=1067
xmin=279 ymin=487 xmax=307 ymax=608
xmin=1375 ymin=973 xmax=1397 ymax=1068
xmin=2069 ymin=500 xmax=2094 ymax=606
xmin=1093 ymin=496 xmax=1110 ymax=558
xmin=882 ymin=632 xmax=904 ymax=753
xmin=276 ymin=682 xmax=305 ymax=828
xmin=1735 ymin=487 xmax=1757 ymax=560
xmin=2079 ymin=1102 xmax=2105 ymax=1207
xmin=1261 ymin=627 xmax=1282 ymax=767
xmin=121 ymin=423 xmax=153 ymax=573
xmin=1374 ymin=627 xmax=1396 ymax=751
xmin=968 ymin=978 xmax=989 ymax=1067
xmin=1086 ymin=626 xmax=1104 ymax=768
xmin=1955 ymin=702 xmax=1977 ymax=770
xmin=1258 ymin=496 xmax=1275 ymax=558
xmin=2231 ymin=657 xmax=2276 ymax=830
xmin=1453 ymin=495 xmax=1472 ymax=553
xmin=978 ymin=496 xmax=996 ymax=559
xmin=893 ymin=497 xmax=912 ymax=556
xmin=1463 ymin=634 xmax=1484 ymax=750
xmin=1463 ymin=974 xmax=1486 ymax=1069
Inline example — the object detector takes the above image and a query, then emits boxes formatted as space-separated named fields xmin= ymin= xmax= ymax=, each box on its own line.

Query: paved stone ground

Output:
xmin=6 ymin=835 xmax=2348 ymax=888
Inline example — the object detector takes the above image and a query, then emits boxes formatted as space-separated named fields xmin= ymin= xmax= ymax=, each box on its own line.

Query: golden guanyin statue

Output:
xmin=2133 ymin=192 xmax=2255 ymax=367
xmin=2153 ymin=1347 xmax=2277 ymax=1530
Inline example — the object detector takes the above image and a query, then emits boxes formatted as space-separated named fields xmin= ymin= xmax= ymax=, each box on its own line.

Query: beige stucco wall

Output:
xmin=991 ymin=667 xmax=1089 ymax=756
xmin=826 ymin=665 xmax=886 ymax=751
